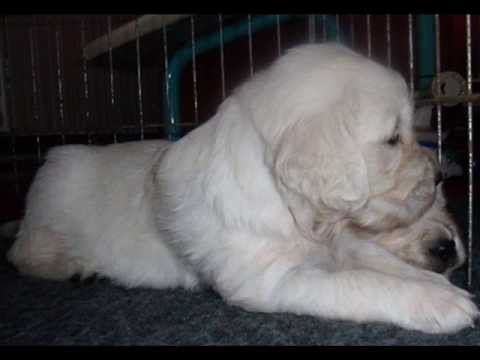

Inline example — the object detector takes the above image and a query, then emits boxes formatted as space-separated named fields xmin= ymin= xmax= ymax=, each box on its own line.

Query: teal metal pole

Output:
xmin=164 ymin=15 xmax=340 ymax=140
xmin=416 ymin=15 xmax=436 ymax=92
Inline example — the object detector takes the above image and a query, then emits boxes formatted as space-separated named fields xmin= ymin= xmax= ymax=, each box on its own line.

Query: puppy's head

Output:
xmin=371 ymin=185 xmax=465 ymax=275
xmin=236 ymin=43 xmax=440 ymax=237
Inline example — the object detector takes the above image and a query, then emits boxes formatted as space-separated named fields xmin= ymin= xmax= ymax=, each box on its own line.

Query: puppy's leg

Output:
xmin=330 ymin=235 xmax=462 ymax=290
xmin=335 ymin=237 xmax=473 ymax=298
xmin=206 ymin=233 xmax=478 ymax=334
xmin=7 ymin=226 xmax=79 ymax=281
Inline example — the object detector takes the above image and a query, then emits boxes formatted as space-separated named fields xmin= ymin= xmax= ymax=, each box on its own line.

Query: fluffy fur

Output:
xmin=7 ymin=43 xmax=478 ymax=333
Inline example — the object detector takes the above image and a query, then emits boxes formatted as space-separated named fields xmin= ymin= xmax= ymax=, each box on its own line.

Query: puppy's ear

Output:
xmin=275 ymin=110 xmax=369 ymax=222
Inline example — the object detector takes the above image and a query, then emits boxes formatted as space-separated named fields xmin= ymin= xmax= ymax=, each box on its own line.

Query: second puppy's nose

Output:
xmin=429 ymin=238 xmax=457 ymax=263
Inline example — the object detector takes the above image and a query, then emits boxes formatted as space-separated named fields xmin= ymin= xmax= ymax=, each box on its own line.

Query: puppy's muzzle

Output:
xmin=427 ymin=237 xmax=459 ymax=273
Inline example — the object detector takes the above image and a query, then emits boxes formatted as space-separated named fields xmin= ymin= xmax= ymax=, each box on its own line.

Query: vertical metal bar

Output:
xmin=135 ymin=19 xmax=144 ymax=140
xmin=107 ymin=15 xmax=116 ymax=143
xmin=55 ymin=26 xmax=65 ymax=144
xmin=386 ymin=14 xmax=392 ymax=67
xmin=408 ymin=14 xmax=415 ymax=95
xmin=162 ymin=22 xmax=177 ymax=140
xmin=276 ymin=14 xmax=282 ymax=56
xmin=308 ymin=14 xmax=316 ymax=43
xmin=323 ymin=14 xmax=328 ymax=41
xmin=350 ymin=14 xmax=355 ymax=46
xmin=247 ymin=14 xmax=254 ymax=76
xmin=465 ymin=14 xmax=474 ymax=288
xmin=366 ymin=14 xmax=372 ymax=57
xmin=29 ymin=17 xmax=41 ymax=162
xmin=218 ymin=14 xmax=226 ymax=100
xmin=190 ymin=16 xmax=199 ymax=124
xmin=434 ymin=14 xmax=442 ymax=165
xmin=107 ymin=16 xmax=114 ymax=107
xmin=80 ymin=18 xmax=91 ymax=144
xmin=162 ymin=24 xmax=172 ymax=135
xmin=35 ymin=19 xmax=43 ymax=160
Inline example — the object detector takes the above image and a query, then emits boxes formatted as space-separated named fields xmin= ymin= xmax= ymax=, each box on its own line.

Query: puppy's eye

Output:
xmin=386 ymin=134 xmax=401 ymax=146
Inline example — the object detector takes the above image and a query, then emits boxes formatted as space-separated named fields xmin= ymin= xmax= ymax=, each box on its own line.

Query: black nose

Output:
xmin=434 ymin=171 xmax=443 ymax=186
xmin=428 ymin=238 xmax=457 ymax=262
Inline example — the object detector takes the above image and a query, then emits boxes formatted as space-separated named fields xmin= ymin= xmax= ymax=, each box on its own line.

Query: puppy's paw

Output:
xmin=396 ymin=281 xmax=479 ymax=334
xmin=411 ymin=269 xmax=474 ymax=300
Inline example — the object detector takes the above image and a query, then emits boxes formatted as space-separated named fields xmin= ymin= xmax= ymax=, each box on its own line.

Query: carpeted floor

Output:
xmin=1 ymin=187 xmax=479 ymax=345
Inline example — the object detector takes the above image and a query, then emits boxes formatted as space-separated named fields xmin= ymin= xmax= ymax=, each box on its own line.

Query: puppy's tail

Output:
xmin=0 ymin=220 xmax=20 ymax=239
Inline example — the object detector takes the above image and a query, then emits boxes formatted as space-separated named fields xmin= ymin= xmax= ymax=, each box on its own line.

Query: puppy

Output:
xmin=7 ymin=43 xmax=478 ymax=333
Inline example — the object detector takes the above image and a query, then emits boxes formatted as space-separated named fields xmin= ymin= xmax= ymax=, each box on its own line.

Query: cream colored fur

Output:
xmin=7 ymin=43 xmax=478 ymax=333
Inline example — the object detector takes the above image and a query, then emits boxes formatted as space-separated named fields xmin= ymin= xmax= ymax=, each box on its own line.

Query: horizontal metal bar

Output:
xmin=416 ymin=94 xmax=480 ymax=106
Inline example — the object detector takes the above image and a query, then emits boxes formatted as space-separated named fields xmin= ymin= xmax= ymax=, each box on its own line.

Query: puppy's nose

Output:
xmin=428 ymin=238 xmax=457 ymax=263
xmin=434 ymin=171 xmax=443 ymax=186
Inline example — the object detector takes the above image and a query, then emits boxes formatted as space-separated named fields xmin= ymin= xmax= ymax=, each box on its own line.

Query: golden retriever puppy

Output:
xmin=8 ymin=43 xmax=478 ymax=334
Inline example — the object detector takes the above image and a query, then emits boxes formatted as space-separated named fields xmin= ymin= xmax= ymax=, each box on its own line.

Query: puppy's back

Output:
xmin=7 ymin=140 xmax=170 ymax=281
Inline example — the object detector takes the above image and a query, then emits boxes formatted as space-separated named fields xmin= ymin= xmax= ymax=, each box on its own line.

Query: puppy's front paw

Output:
xmin=396 ymin=281 xmax=479 ymax=334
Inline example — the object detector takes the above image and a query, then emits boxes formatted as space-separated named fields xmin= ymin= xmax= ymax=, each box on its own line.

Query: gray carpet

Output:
xmin=1 ymin=198 xmax=479 ymax=345
xmin=1 ymin=239 xmax=480 ymax=345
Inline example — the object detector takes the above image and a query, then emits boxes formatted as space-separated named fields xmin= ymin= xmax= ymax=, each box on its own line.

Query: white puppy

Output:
xmin=7 ymin=43 xmax=478 ymax=333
